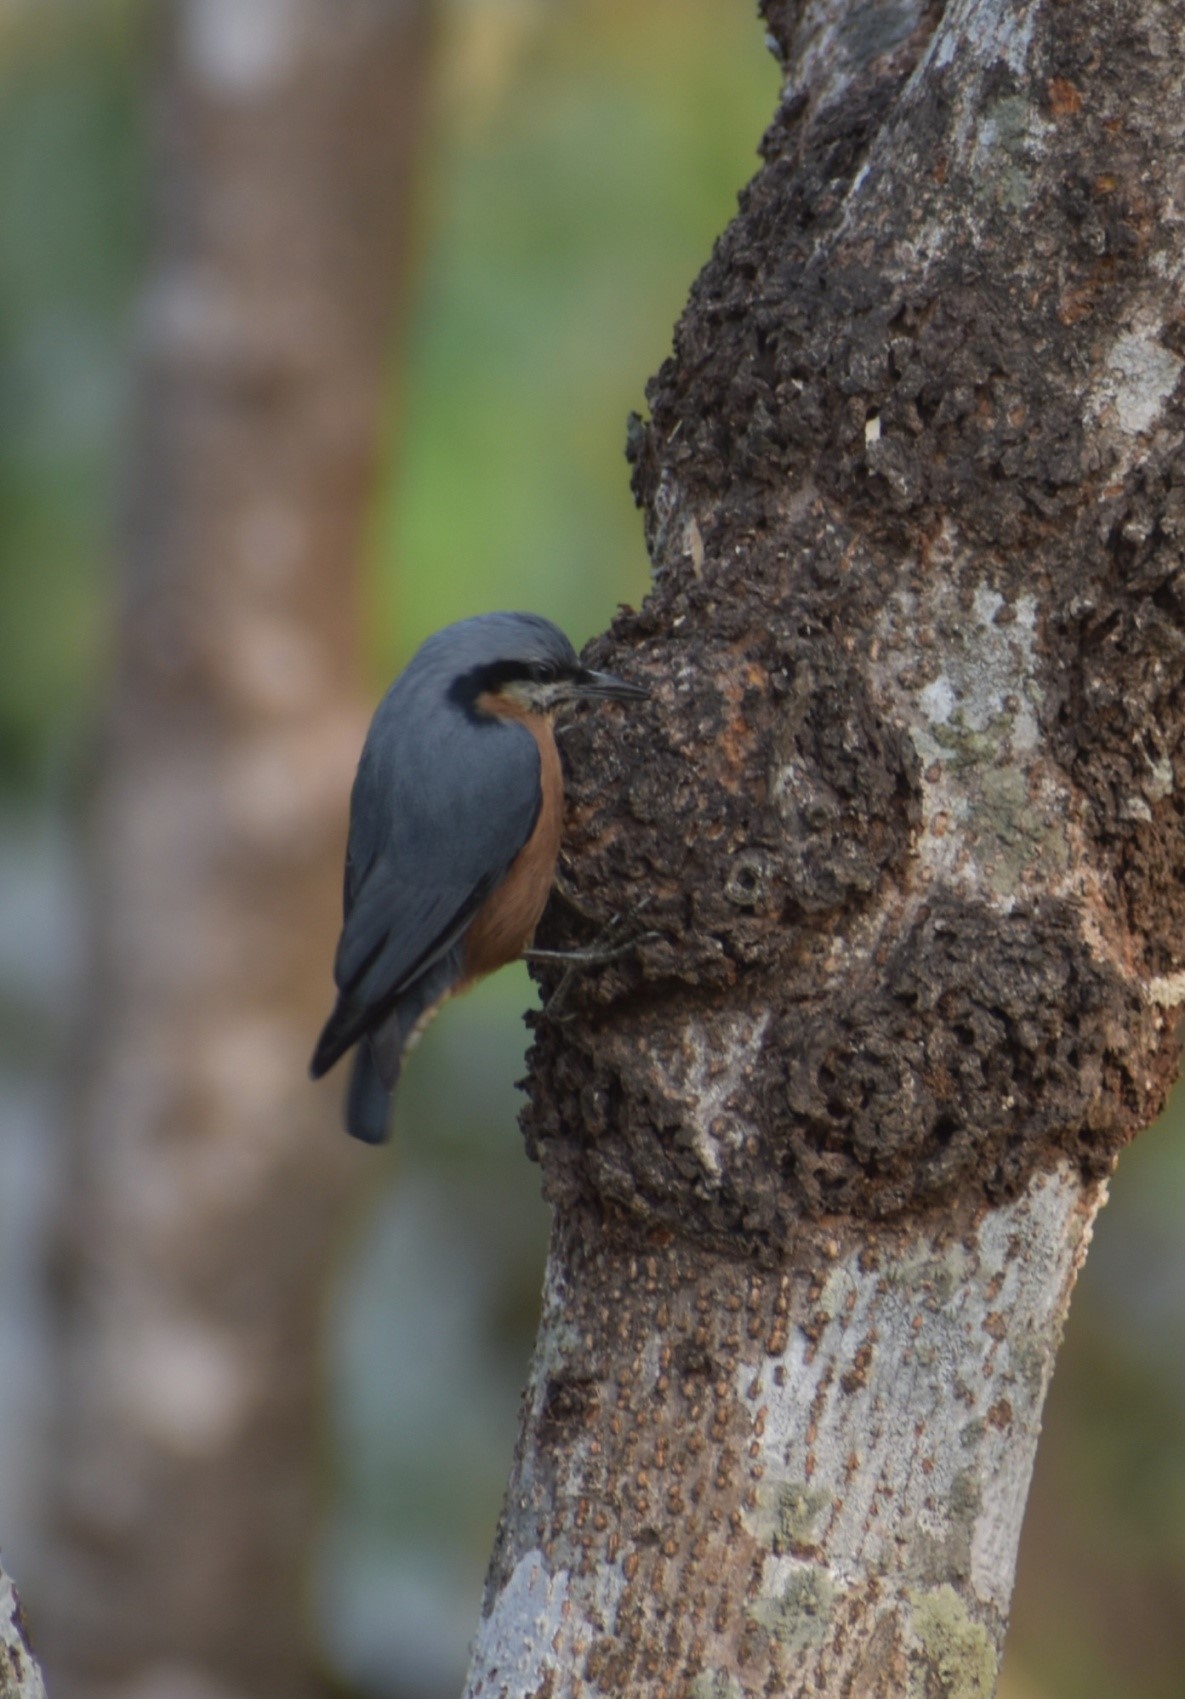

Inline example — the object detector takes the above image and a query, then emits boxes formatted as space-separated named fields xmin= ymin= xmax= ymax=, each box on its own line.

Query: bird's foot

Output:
xmin=523 ymin=904 xmax=659 ymax=1020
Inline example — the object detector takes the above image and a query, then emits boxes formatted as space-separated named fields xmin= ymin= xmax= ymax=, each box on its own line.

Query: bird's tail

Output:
xmin=309 ymin=993 xmax=367 ymax=1081
xmin=346 ymin=1041 xmax=398 ymax=1145
xmin=320 ymin=953 xmax=461 ymax=1144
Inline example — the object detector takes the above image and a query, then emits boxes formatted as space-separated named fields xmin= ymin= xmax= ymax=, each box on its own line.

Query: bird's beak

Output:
xmin=571 ymin=667 xmax=650 ymax=702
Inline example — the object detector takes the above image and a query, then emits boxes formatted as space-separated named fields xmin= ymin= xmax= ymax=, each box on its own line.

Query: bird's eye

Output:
xmin=529 ymin=663 xmax=555 ymax=684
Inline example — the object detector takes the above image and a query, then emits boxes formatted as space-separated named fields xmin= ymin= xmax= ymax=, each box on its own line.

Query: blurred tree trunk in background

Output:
xmin=36 ymin=2 xmax=433 ymax=1694
xmin=464 ymin=1 xmax=1185 ymax=1694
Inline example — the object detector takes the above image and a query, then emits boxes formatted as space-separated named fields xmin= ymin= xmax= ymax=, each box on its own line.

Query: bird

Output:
xmin=309 ymin=611 xmax=649 ymax=1144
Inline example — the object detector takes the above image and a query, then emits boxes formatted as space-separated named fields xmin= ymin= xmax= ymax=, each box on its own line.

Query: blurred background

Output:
xmin=0 ymin=2 xmax=1179 ymax=1697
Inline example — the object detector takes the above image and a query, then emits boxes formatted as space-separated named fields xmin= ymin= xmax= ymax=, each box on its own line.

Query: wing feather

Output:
xmin=309 ymin=704 xmax=542 ymax=1079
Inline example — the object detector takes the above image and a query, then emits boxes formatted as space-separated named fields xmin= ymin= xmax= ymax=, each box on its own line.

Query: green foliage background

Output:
xmin=0 ymin=4 xmax=1180 ymax=1698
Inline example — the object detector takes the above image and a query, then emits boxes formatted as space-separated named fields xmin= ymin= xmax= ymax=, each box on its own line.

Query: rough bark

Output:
xmin=37 ymin=2 xmax=432 ymax=1694
xmin=464 ymin=0 xmax=1184 ymax=1693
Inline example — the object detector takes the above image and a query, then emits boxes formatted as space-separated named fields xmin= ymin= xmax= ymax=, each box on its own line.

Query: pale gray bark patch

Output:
xmin=0 ymin=1561 xmax=47 ymax=1699
xmin=1089 ymin=325 xmax=1185 ymax=450
xmin=467 ymin=1557 xmax=621 ymax=1698
xmin=180 ymin=0 xmax=312 ymax=95
xmin=738 ymin=1164 xmax=1095 ymax=1627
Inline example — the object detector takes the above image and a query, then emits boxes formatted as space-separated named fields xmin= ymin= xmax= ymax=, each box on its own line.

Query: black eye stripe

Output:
xmin=449 ymin=656 xmax=567 ymax=713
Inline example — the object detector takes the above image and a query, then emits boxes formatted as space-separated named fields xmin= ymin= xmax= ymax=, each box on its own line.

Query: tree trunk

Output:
xmin=38 ymin=2 xmax=432 ymax=1694
xmin=463 ymin=1 xmax=1184 ymax=1693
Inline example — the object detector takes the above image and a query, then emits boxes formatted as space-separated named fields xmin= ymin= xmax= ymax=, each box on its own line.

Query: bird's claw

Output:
xmin=523 ymin=906 xmax=660 ymax=1020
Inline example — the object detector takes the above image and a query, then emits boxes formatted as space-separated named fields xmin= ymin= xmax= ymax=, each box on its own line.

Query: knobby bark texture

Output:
xmin=465 ymin=1 xmax=1184 ymax=1694
xmin=37 ymin=2 xmax=432 ymax=1694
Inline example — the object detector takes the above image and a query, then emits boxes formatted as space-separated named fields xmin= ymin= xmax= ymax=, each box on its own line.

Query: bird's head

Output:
xmin=437 ymin=612 xmax=649 ymax=719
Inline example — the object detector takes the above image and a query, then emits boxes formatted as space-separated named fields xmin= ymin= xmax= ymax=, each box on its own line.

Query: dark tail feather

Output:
xmin=346 ymin=1042 xmax=398 ymax=1145
xmin=310 ymin=994 xmax=366 ymax=1081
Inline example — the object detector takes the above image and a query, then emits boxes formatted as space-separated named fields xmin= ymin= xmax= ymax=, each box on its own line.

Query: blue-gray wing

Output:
xmin=309 ymin=703 xmax=541 ymax=1078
